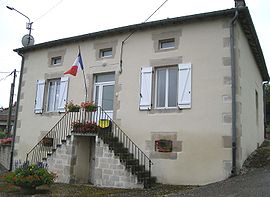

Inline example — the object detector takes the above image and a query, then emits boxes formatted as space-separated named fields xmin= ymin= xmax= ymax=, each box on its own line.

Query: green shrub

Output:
xmin=0 ymin=131 xmax=7 ymax=139
xmin=266 ymin=127 xmax=270 ymax=133
xmin=4 ymin=163 xmax=56 ymax=188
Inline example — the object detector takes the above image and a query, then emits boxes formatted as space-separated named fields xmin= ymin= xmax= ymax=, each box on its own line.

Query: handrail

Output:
xmin=101 ymin=110 xmax=153 ymax=164
xmin=25 ymin=106 xmax=153 ymax=187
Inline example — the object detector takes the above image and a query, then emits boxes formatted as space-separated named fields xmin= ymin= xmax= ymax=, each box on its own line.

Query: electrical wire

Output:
xmin=0 ymin=71 xmax=13 ymax=82
xmin=34 ymin=0 xmax=64 ymax=22
xmin=119 ymin=0 xmax=169 ymax=73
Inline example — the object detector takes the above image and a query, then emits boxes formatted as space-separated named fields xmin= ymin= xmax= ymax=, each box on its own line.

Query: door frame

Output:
xmin=93 ymin=80 xmax=115 ymax=118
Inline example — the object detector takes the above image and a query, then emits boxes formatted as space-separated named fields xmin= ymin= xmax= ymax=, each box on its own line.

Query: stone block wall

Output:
xmin=94 ymin=138 xmax=143 ymax=188
xmin=0 ymin=145 xmax=11 ymax=170
xmin=47 ymin=138 xmax=74 ymax=183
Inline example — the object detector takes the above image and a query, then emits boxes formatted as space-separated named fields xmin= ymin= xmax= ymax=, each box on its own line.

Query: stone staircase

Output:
xmin=26 ymin=107 xmax=156 ymax=188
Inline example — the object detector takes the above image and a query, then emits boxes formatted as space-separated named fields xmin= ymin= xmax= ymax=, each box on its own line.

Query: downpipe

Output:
xmin=230 ymin=8 xmax=239 ymax=177
xmin=9 ymin=52 xmax=25 ymax=171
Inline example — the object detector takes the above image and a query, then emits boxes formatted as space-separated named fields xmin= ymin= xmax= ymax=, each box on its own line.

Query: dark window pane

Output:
xmin=102 ymin=85 xmax=114 ymax=110
xmin=96 ymin=73 xmax=115 ymax=83
xmin=168 ymin=67 xmax=178 ymax=107
xmin=160 ymin=39 xmax=175 ymax=49
xmin=157 ymin=69 xmax=166 ymax=107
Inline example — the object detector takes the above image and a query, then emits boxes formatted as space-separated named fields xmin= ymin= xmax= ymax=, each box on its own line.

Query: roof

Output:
xmin=14 ymin=7 xmax=269 ymax=81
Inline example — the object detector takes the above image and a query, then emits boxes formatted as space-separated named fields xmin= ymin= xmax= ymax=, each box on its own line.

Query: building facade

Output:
xmin=13 ymin=6 xmax=268 ymax=187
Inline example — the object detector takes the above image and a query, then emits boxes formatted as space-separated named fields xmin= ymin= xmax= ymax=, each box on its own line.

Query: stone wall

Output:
xmin=46 ymin=135 xmax=143 ymax=188
xmin=94 ymin=138 xmax=143 ymax=188
xmin=47 ymin=138 xmax=74 ymax=183
xmin=0 ymin=145 xmax=11 ymax=170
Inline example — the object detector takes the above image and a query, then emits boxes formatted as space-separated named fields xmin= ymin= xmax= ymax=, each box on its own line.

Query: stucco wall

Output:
xmin=236 ymin=23 xmax=265 ymax=166
xmin=14 ymin=17 xmax=263 ymax=185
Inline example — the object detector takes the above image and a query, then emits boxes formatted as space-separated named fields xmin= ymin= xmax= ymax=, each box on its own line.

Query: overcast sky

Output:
xmin=0 ymin=0 xmax=269 ymax=108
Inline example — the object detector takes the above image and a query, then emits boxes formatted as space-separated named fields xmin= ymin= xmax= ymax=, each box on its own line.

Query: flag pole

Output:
xmin=78 ymin=46 xmax=88 ymax=102
xmin=82 ymin=69 xmax=88 ymax=102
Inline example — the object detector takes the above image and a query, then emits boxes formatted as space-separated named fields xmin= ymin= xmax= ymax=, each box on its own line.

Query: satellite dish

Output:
xmin=22 ymin=34 xmax=34 ymax=47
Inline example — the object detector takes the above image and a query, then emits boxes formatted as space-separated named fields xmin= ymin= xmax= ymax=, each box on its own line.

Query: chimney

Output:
xmin=235 ymin=0 xmax=246 ymax=7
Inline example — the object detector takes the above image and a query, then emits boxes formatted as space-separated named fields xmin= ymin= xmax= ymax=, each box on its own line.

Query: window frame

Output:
xmin=99 ymin=48 xmax=113 ymax=58
xmin=46 ymin=78 xmax=61 ymax=112
xmin=159 ymin=38 xmax=176 ymax=50
xmin=155 ymin=66 xmax=178 ymax=109
xmin=51 ymin=56 xmax=62 ymax=66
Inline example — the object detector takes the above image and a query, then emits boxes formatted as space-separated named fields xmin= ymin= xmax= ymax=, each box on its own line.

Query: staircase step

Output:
xmin=125 ymin=159 xmax=139 ymax=166
xmin=118 ymin=153 xmax=134 ymax=161
xmin=126 ymin=164 xmax=145 ymax=172
xmin=141 ymin=176 xmax=157 ymax=188
xmin=113 ymin=147 xmax=129 ymax=154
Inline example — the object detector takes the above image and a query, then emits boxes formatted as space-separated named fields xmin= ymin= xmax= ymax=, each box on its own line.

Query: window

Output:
xmin=159 ymin=38 xmax=175 ymax=50
xmin=156 ymin=66 xmax=178 ymax=108
xmin=51 ymin=56 xmax=62 ymax=65
xmin=47 ymin=79 xmax=61 ymax=112
xmin=155 ymin=139 xmax=173 ymax=152
xmin=139 ymin=63 xmax=192 ymax=111
xmin=99 ymin=48 xmax=112 ymax=58
xmin=34 ymin=77 xmax=69 ymax=113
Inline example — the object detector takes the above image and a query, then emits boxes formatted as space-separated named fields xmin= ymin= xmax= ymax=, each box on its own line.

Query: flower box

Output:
xmin=41 ymin=137 xmax=53 ymax=147
xmin=72 ymin=121 xmax=98 ymax=134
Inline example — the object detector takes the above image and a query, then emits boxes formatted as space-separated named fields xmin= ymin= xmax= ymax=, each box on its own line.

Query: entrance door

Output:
xmin=93 ymin=73 xmax=115 ymax=119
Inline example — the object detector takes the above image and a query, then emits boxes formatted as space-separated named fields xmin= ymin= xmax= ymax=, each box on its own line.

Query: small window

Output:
xmin=99 ymin=48 xmax=112 ymax=58
xmin=155 ymin=139 xmax=173 ymax=152
xmin=51 ymin=56 xmax=62 ymax=65
xmin=159 ymin=38 xmax=175 ymax=49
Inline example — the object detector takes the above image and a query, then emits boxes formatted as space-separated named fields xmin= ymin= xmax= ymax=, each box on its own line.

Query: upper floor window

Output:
xmin=159 ymin=38 xmax=175 ymax=50
xmin=99 ymin=48 xmax=112 ymax=58
xmin=139 ymin=63 xmax=192 ymax=111
xmin=51 ymin=56 xmax=62 ymax=65
xmin=156 ymin=66 xmax=178 ymax=108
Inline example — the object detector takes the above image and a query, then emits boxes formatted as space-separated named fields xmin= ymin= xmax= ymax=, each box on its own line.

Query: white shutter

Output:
xmin=57 ymin=76 xmax=69 ymax=112
xmin=34 ymin=80 xmax=45 ymax=114
xmin=139 ymin=67 xmax=152 ymax=110
xmin=178 ymin=63 xmax=192 ymax=109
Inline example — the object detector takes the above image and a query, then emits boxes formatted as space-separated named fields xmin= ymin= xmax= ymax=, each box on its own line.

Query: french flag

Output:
xmin=64 ymin=51 xmax=84 ymax=76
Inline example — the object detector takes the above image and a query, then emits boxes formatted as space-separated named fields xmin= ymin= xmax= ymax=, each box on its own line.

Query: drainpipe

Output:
xmin=9 ymin=52 xmax=24 ymax=171
xmin=263 ymin=82 xmax=269 ymax=139
xmin=230 ymin=8 xmax=239 ymax=176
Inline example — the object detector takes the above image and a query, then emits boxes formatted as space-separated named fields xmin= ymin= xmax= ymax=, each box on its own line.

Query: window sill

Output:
xmin=39 ymin=111 xmax=64 ymax=117
xmin=148 ymin=108 xmax=181 ymax=114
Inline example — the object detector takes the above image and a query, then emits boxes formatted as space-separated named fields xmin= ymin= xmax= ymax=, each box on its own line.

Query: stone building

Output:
xmin=12 ymin=1 xmax=268 ymax=188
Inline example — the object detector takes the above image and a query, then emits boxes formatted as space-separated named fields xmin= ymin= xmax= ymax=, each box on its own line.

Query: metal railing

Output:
xmin=25 ymin=106 xmax=153 ymax=187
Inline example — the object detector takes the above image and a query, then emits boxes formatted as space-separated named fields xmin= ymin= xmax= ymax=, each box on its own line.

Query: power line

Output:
xmin=119 ymin=0 xmax=169 ymax=73
xmin=0 ymin=71 xmax=20 ymax=74
xmin=0 ymin=71 xmax=13 ymax=82
xmin=34 ymin=0 xmax=64 ymax=22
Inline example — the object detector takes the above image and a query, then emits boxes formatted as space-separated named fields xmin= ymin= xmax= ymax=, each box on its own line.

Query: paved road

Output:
xmin=168 ymin=167 xmax=270 ymax=197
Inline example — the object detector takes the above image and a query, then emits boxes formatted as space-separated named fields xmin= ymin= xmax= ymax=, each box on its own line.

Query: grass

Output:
xmin=0 ymin=173 xmax=193 ymax=197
